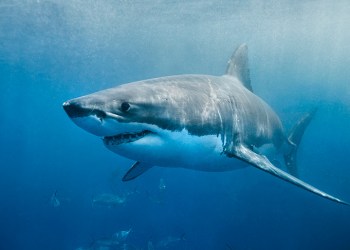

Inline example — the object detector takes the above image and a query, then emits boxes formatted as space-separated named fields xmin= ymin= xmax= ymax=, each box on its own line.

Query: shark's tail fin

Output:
xmin=284 ymin=108 xmax=317 ymax=177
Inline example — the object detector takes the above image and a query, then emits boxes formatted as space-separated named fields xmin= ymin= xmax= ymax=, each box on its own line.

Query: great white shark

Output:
xmin=63 ymin=44 xmax=347 ymax=205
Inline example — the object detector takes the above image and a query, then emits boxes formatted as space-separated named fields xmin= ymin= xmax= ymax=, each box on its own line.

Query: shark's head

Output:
xmin=64 ymin=80 xmax=171 ymax=142
xmin=64 ymin=83 xmax=160 ymax=136
xmin=63 ymin=78 xmax=215 ymax=164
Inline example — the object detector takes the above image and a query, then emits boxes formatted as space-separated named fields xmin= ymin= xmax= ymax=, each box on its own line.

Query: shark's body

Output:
xmin=63 ymin=44 xmax=347 ymax=205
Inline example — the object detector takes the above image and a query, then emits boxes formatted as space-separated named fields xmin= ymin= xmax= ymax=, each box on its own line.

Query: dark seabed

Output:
xmin=1 ymin=1 xmax=350 ymax=249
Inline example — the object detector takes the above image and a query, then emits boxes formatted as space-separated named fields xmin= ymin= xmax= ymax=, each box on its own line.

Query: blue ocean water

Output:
xmin=1 ymin=1 xmax=350 ymax=249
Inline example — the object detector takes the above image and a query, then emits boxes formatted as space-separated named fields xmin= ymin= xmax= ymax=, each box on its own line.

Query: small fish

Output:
xmin=92 ymin=193 xmax=127 ymax=207
xmin=156 ymin=233 xmax=186 ymax=248
xmin=113 ymin=228 xmax=132 ymax=242
xmin=147 ymin=240 xmax=155 ymax=250
xmin=50 ymin=190 xmax=60 ymax=208
xmin=158 ymin=178 xmax=166 ymax=190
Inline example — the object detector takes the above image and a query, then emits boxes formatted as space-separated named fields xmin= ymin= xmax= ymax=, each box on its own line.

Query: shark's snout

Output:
xmin=63 ymin=99 xmax=135 ymax=137
xmin=63 ymin=101 xmax=80 ymax=118
xmin=63 ymin=101 xmax=106 ymax=119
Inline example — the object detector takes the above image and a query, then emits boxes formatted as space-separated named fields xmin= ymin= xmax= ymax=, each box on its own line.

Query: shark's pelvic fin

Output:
xmin=122 ymin=161 xmax=153 ymax=181
xmin=225 ymin=43 xmax=253 ymax=92
xmin=227 ymin=144 xmax=348 ymax=205
xmin=284 ymin=108 xmax=318 ymax=177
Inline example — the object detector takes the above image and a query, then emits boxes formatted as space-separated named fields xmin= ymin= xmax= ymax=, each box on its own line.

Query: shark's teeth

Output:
xmin=103 ymin=130 xmax=153 ymax=145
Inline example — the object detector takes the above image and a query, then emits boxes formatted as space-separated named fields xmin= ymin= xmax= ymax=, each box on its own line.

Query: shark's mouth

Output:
xmin=103 ymin=130 xmax=154 ymax=145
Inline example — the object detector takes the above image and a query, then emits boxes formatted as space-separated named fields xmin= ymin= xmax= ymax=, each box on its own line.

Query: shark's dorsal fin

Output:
xmin=226 ymin=144 xmax=348 ymax=205
xmin=225 ymin=43 xmax=253 ymax=92
xmin=122 ymin=161 xmax=152 ymax=181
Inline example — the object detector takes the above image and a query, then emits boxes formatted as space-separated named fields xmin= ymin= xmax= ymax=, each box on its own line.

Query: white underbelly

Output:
xmin=105 ymin=129 xmax=249 ymax=172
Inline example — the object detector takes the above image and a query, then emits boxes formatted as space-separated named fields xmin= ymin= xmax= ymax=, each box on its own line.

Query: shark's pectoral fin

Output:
xmin=227 ymin=144 xmax=348 ymax=205
xmin=122 ymin=161 xmax=153 ymax=182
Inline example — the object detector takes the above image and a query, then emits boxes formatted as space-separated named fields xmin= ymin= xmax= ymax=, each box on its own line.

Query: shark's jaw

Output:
xmin=69 ymin=114 xmax=159 ymax=145
xmin=103 ymin=130 xmax=154 ymax=146
xmin=69 ymin=114 xmax=168 ymax=164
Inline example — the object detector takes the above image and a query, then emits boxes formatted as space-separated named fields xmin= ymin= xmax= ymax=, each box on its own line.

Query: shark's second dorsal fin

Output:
xmin=225 ymin=43 xmax=253 ymax=92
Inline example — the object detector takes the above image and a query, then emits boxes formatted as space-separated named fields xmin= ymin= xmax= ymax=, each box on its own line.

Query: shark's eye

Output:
xmin=121 ymin=102 xmax=131 ymax=112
